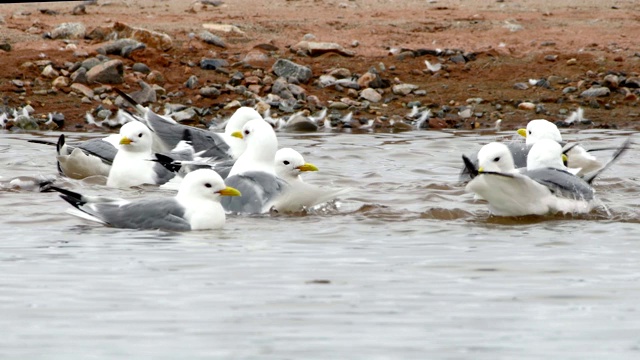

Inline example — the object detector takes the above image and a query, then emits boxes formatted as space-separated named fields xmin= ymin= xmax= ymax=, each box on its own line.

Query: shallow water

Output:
xmin=1 ymin=129 xmax=640 ymax=359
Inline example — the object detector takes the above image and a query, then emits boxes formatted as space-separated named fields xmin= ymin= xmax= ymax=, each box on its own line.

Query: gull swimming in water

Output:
xmin=517 ymin=119 xmax=602 ymax=175
xmin=271 ymin=147 xmax=349 ymax=213
xmin=48 ymin=168 xmax=241 ymax=231
xmin=220 ymin=118 xmax=288 ymax=214
xmin=463 ymin=141 xmax=596 ymax=216
xmin=106 ymin=121 xmax=176 ymax=188
xmin=115 ymin=88 xmax=261 ymax=159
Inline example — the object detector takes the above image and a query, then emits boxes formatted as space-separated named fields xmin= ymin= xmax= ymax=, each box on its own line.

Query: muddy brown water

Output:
xmin=1 ymin=128 xmax=639 ymax=359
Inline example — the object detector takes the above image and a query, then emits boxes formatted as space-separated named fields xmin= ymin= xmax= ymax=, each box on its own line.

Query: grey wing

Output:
xmin=189 ymin=129 xmax=232 ymax=161
xmin=146 ymin=115 xmax=192 ymax=150
xmin=88 ymin=198 xmax=191 ymax=231
xmin=152 ymin=160 xmax=178 ymax=185
xmin=221 ymin=172 xmax=288 ymax=214
xmin=209 ymin=159 xmax=235 ymax=179
xmin=76 ymin=138 xmax=118 ymax=164
xmin=507 ymin=142 xmax=530 ymax=169
xmin=522 ymin=168 xmax=594 ymax=200
xmin=146 ymin=116 xmax=232 ymax=161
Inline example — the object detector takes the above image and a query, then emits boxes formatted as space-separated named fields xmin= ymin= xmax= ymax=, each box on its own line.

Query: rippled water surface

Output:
xmin=1 ymin=129 xmax=640 ymax=359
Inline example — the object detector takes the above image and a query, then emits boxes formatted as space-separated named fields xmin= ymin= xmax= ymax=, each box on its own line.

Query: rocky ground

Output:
xmin=0 ymin=0 xmax=639 ymax=133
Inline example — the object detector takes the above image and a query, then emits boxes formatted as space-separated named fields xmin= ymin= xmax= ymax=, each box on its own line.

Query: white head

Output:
xmin=177 ymin=168 xmax=240 ymax=202
xmin=517 ymin=119 xmax=562 ymax=145
xmin=118 ymin=121 xmax=153 ymax=153
xmin=274 ymin=148 xmax=319 ymax=182
xmin=477 ymin=142 xmax=516 ymax=173
xmin=224 ymin=107 xmax=264 ymax=159
xmin=527 ymin=139 xmax=565 ymax=171
xmin=228 ymin=119 xmax=278 ymax=176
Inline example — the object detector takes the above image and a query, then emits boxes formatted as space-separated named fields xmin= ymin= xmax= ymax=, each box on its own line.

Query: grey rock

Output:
xmin=70 ymin=67 xmax=88 ymax=84
xmin=97 ymin=39 xmax=145 ymax=58
xmin=544 ymin=54 xmax=558 ymax=62
xmin=12 ymin=79 xmax=24 ymax=87
xmin=449 ymin=54 xmax=466 ymax=64
xmin=580 ymin=87 xmax=610 ymax=97
xmin=199 ymin=86 xmax=220 ymax=98
xmin=334 ymin=78 xmax=360 ymax=89
xmin=272 ymin=59 xmax=312 ymax=83
xmin=285 ymin=114 xmax=318 ymax=132
xmin=185 ymin=75 xmax=199 ymax=89
xmin=513 ymin=82 xmax=529 ymax=90
xmin=329 ymin=102 xmax=349 ymax=110
xmin=562 ymin=86 xmax=577 ymax=94
xmin=71 ymin=83 xmax=94 ymax=98
xmin=198 ymin=30 xmax=226 ymax=48
xmin=129 ymin=80 xmax=156 ymax=104
xmin=0 ymin=42 xmax=11 ymax=52
xmin=171 ymin=108 xmax=197 ymax=122
xmin=200 ymin=58 xmax=228 ymax=70
xmin=392 ymin=84 xmax=419 ymax=96
xmin=414 ymin=90 xmax=427 ymax=96
xmin=228 ymin=71 xmax=244 ymax=86
xmin=72 ymin=4 xmax=86 ymax=15
xmin=288 ymin=84 xmax=306 ymax=99
xmin=603 ymin=74 xmax=619 ymax=89
xmin=360 ymin=88 xmax=381 ymax=103
xmin=132 ymin=63 xmax=151 ymax=74
xmin=41 ymin=65 xmax=59 ymax=78
xmin=622 ymin=76 xmax=640 ymax=88
xmin=291 ymin=41 xmax=355 ymax=57
xmin=272 ymin=77 xmax=294 ymax=100
xmin=86 ymin=59 xmax=124 ymax=84
xmin=318 ymin=74 xmax=336 ymax=88
xmin=81 ymin=57 xmax=101 ymax=70
xmin=47 ymin=22 xmax=86 ymax=39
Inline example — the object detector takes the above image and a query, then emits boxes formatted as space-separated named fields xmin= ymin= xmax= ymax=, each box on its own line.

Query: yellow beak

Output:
xmin=478 ymin=167 xmax=484 ymax=173
xmin=517 ymin=128 xmax=527 ymax=138
xmin=562 ymin=154 xmax=568 ymax=164
xmin=217 ymin=186 xmax=241 ymax=197
xmin=231 ymin=131 xmax=243 ymax=139
xmin=296 ymin=163 xmax=319 ymax=172
xmin=119 ymin=137 xmax=132 ymax=145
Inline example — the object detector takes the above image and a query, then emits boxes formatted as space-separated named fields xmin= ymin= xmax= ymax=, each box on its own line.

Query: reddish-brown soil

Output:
xmin=1 ymin=0 xmax=639 ymax=132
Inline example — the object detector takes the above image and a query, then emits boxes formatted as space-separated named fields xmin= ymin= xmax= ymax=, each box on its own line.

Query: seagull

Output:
xmin=220 ymin=119 xmax=288 ymax=214
xmin=271 ymin=148 xmax=349 ymax=213
xmin=55 ymin=133 xmax=119 ymax=179
xmin=48 ymin=169 xmax=241 ymax=231
xmin=114 ymin=88 xmax=261 ymax=159
xmin=106 ymin=121 xmax=176 ymax=188
xmin=517 ymin=119 xmax=602 ymax=175
xmin=463 ymin=142 xmax=596 ymax=216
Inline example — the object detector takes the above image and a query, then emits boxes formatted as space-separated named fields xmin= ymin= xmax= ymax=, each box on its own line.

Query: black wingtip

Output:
xmin=56 ymin=134 xmax=65 ymax=153
xmin=585 ymin=138 xmax=632 ymax=185
xmin=114 ymin=88 xmax=140 ymax=109
xmin=462 ymin=155 xmax=479 ymax=179
xmin=153 ymin=153 xmax=182 ymax=173
xmin=181 ymin=128 xmax=193 ymax=144
xmin=38 ymin=180 xmax=56 ymax=193
xmin=46 ymin=186 xmax=86 ymax=209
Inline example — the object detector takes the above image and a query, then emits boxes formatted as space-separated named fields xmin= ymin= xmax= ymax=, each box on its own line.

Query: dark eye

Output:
xmin=138 ymin=133 xmax=143 ymax=138
xmin=204 ymin=183 xmax=211 ymax=188
xmin=283 ymin=160 xmax=290 ymax=165
xmin=493 ymin=157 xmax=500 ymax=162
xmin=528 ymin=130 xmax=532 ymax=135
xmin=244 ymin=129 xmax=250 ymax=135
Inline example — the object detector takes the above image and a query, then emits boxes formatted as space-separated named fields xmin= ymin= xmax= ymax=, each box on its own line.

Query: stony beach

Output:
xmin=0 ymin=0 xmax=638 ymax=132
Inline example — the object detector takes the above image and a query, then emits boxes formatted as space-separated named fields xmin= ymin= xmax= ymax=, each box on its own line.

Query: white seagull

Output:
xmin=49 ymin=168 xmax=241 ymax=231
